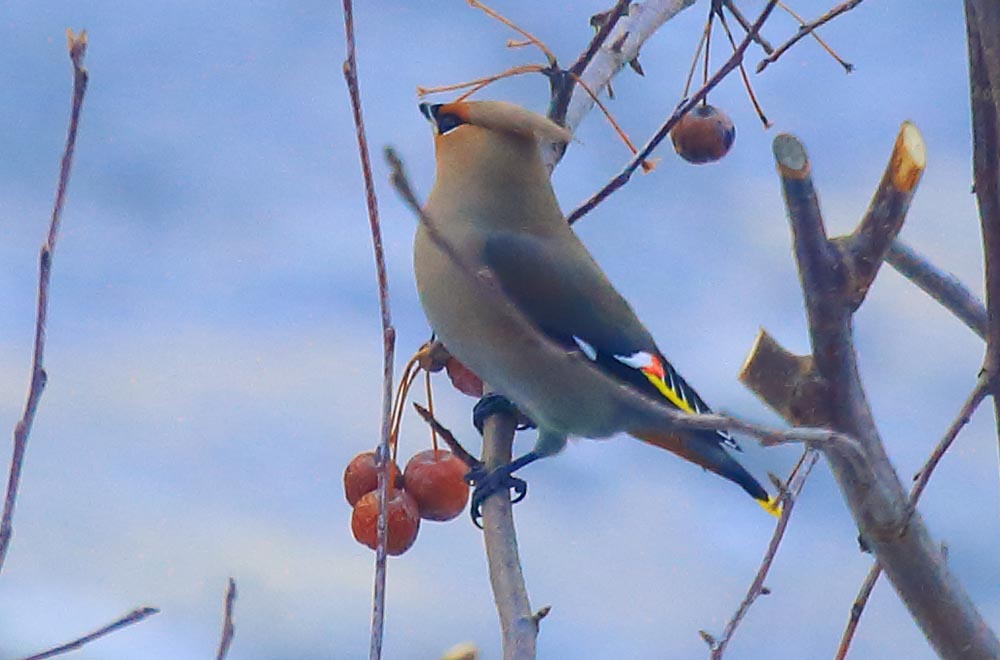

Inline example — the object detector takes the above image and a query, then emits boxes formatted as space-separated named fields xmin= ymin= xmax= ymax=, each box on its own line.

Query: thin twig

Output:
xmin=715 ymin=6 xmax=770 ymax=127
xmin=214 ymin=578 xmax=238 ymax=660
xmin=342 ymin=3 xmax=396 ymax=659
xmin=566 ymin=0 xmax=779 ymax=225
xmin=566 ymin=71 xmax=657 ymax=172
xmin=721 ymin=0 xmax=774 ymax=53
xmin=775 ymin=0 xmax=853 ymax=72
xmin=17 ymin=607 xmax=159 ymax=660
xmin=468 ymin=0 xmax=557 ymax=67
xmin=0 ymin=29 xmax=89 ymax=574
xmin=412 ymin=403 xmax=482 ymax=470
xmin=707 ymin=448 xmax=819 ymax=659
xmin=756 ymin=0 xmax=865 ymax=74
xmin=417 ymin=65 xmax=546 ymax=99
xmin=833 ymin=375 xmax=992 ymax=660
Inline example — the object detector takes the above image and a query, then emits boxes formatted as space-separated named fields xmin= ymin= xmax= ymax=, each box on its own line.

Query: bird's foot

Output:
xmin=465 ymin=463 xmax=528 ymax=528
xmin=473 ymin=393 xmax=536 ymax=434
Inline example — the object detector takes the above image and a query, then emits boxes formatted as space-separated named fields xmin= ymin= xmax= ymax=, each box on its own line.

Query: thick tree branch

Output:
xmin=0 ymin=29 xmax=89 ymax=574
xmin=835 ymin=374 xmax=992 ymax=660
xmin=840 ymin=122 xmax=925 ymax=307
xmin=762 ymin=130 xmax=1000 ymax=659
xmin=740 ymin=329 xmax=829 ymax=425
xmin=966 ymin=0 xmax=1000 ymax=463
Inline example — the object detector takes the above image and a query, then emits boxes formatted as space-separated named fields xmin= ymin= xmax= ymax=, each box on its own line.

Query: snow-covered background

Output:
xmin=1 ymin=2 xmax=994 ymax=658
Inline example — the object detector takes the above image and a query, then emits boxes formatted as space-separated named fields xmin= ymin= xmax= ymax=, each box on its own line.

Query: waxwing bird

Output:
xmin=413 ymin=100 xmax=779 ymax=524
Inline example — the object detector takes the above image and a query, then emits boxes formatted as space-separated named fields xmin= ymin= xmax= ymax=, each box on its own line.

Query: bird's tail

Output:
xmin=631 ymin=429 xmax=781 ymax=517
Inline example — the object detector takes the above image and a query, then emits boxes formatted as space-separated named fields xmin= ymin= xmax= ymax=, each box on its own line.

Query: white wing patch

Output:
xmin=572 ymin=335 xmax=598 ymax=361
xmin=615 ymin=350 xmax=739 ymax=450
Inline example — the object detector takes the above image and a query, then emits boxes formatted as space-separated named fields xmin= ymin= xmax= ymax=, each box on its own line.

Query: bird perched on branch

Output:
xmin=413 ymin=100 xmax=779 ymax=524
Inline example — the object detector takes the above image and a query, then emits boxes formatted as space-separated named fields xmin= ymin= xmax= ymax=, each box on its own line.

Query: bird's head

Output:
xmin=419 ymin=101 xmax=571 ymax=187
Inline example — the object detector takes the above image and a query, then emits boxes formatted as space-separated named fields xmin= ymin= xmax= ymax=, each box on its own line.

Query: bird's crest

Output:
xmin=419 ymin=100 xmax=572 ymax=144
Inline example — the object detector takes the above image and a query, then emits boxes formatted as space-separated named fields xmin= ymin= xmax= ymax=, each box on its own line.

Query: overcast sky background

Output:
xmin=0 ymin=1 xmax=996 ymax=659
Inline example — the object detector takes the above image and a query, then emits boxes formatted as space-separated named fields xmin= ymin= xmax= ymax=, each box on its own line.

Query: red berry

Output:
xmin=670 ymin=104 xmax=735 ymax=164
xmin=344 ymin=451 xmax=401 ymax=506
xmin=403 ymin=449 xmax=470 ymax=521
xmin=351 ymin=488 xmax=421 ymax=555
xmin=445 ymin=358 xmax=484 ymax=398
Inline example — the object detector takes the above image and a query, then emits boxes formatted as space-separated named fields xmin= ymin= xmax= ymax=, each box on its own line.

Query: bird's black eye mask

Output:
xmin=419 ymin=103 xmax=466 ymax=136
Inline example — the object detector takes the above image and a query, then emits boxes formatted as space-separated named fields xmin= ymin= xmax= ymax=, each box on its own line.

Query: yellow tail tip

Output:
xmin=759 ymin=495 xmax=782 ymax=518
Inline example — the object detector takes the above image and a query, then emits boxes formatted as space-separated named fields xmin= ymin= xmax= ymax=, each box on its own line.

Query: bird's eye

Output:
xmin=436 ymin=113 xmax=465 ymax=135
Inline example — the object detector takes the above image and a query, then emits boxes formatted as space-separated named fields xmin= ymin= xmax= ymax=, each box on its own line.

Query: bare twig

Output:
xmin=468 ymin=0 xmax=557 ymax=67
xmin=721 ymin=0 xmax=774 ymax=53
xmin=886 ymin=239 xmax=988 ymax=340
xmin=707 ymin=448 xmax=819 ymax=659
xmin=756 ymin=0 xmax=865 ymax=73
xmin=834 ymin=374 xmax=992 ymax=660
xmin=0 ymin=29 xmax=89 ymax=574
xmin=412 ymin=403 xmax=482 ymax=469
xmin=342 ymin=3 xmax=396 ymax=659
xmin=775 ymin=1 xmax=853 ymax=72
xmin=772 ymin=131 xmax=1000 ymax=658
xmin=16 ymin=607 xmax=159 ymax=660
xmin=566 ymin=0 xmax=780 ymax=225
xmin=214 ymin=578 xmax=237 ymax=660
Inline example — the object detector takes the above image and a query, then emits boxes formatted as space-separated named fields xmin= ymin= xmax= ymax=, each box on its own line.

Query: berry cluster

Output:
xmin=345 ymin=448 xmax=470 ymax=556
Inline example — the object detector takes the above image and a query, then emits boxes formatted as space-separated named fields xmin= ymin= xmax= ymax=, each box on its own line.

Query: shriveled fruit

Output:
xmin=344 ymin=450 xmax=401 ymax=506
xmin=404 ymin=449 xmax=470 ymax=522
xmin=351 ymin=488 xmax=421 ymax=555
xmin=670 ymin=104 xmax=735 ymax=164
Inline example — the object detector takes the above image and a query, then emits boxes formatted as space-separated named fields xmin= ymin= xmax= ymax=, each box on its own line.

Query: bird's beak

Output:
xmin=419 ymin=102 xmax=439 ymax=124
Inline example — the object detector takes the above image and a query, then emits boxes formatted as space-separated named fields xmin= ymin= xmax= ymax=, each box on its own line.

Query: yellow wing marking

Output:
xmin=641 ymin=368 xmax=696 ymax=414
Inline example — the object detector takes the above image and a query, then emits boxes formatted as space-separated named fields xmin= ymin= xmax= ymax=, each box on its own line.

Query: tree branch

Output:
xmin=0 ymin=29 xmax=89 ymax=574
xmin=214 ymin=578 xmax=237 ymax=660
xmin=965 ymin=0 xmax=1000 ymax=470
xmin=566 ymin=0 xmax=780 ymax=225
xmin=840 ymin=122 xmax=925 ymax=307
xmin=706 ymin=447 xmax=819 ymax=659
xmin=755 ymin=0 xmax=866 ymax=74
xmin=16 ymin=607 xmax=159 ymax=660
xmin=834 ymin=373 xmax=992 ymax=660
xmin=886 ymin=239 xmax=988 ymax=340
xmin=765 ymin=129 xmax=1000 ymax=659
xmin=480 ymin=395 xmax=538 ymax=660
xmin=341 ymin=3 xmax=396 ymax=659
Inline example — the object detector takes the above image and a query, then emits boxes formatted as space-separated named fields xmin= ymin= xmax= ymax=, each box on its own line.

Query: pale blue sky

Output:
xmin=0 ymin=2 xmax=995 ymax=659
